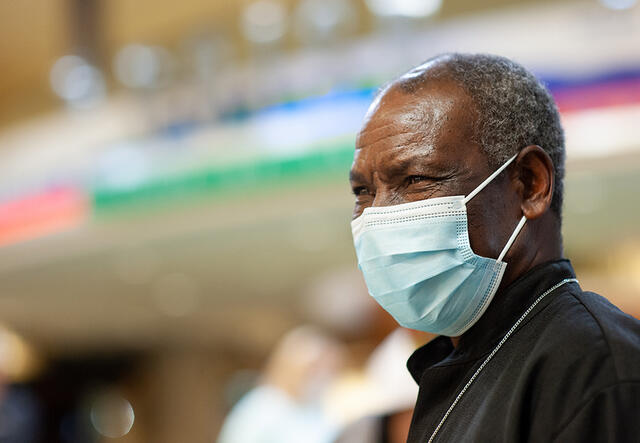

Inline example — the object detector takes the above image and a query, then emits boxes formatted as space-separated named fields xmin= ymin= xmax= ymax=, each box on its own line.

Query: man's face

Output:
xmin=349 ymin=80 xmax=521 ymax=260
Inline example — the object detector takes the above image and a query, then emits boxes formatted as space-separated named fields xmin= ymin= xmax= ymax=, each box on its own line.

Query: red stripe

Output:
xmin=553 ymin=78 xmax=640 ymax=113
xmin=0 ymin=187 xmax=88 ymax=247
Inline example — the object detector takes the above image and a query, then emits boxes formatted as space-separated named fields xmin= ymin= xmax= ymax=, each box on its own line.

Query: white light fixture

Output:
xmin=241 ymin=0 xmax=288 ymax=44
xmin=50 ymin=55 xmax=106 ymax=108
xmin=90 ymin=392 xmax=135 ymax=438
xmin=113 ymin=44 xmax=173 ymax=89
xmin=599 ymin=0 xmax=637 ymax=10
xmin=365 ymin=0 xmax=442 ymax=18
xmin=294 ymin=0 xmax=357 ymax=44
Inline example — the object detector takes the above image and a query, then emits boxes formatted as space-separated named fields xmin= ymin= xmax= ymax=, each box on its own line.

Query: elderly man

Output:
xmin=349 ymin=53 xmax=640 ymax=442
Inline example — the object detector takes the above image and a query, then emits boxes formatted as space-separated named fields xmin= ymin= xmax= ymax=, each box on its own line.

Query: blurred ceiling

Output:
xmin=0 ymin=0 xmax=564 ymax=129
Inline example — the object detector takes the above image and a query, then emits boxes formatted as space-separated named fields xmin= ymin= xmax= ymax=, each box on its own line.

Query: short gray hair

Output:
xmin=394 ymin=53 xmax=565 ymax=217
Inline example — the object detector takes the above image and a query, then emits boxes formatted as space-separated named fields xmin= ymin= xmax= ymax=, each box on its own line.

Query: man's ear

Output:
xmin=514 ymin=145 xmax=554 ymax=220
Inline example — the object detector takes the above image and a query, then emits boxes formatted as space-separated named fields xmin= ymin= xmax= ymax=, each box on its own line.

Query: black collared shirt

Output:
xmin=407 ymin=259 xmax=640 ymax=442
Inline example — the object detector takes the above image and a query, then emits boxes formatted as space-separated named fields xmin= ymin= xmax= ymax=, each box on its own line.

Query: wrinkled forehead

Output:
xmin=356 ymin=80 xmax=476 ymax=151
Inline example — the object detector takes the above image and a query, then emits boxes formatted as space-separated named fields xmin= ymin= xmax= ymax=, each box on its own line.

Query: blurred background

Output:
xmin=0 ymin=0 xmax=639 ymax=441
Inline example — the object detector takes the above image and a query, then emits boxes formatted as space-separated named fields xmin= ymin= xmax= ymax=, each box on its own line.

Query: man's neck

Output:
xmin=450 ymin=216 xmax=564 ymax=349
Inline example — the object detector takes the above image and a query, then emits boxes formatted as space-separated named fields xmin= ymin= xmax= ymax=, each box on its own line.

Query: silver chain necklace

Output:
xmin=427 ymin=277 xmax=579 ymax=443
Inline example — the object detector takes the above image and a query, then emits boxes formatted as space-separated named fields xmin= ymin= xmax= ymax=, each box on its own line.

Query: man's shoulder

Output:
xmin=532 ymin=287 xmax=640 ymax=442
xmin=540 ymin=286 xmax=640 ymax=382
xmin=505 ymin=285 xmax=640 ymax=438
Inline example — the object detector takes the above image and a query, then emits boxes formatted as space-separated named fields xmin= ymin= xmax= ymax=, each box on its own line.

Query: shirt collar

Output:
xmin=407 ymin=259 xmax=576 ymax=383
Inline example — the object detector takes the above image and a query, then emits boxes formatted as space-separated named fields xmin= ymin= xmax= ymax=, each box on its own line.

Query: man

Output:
xmin=349 ymin=53 xmax=640 ymax=442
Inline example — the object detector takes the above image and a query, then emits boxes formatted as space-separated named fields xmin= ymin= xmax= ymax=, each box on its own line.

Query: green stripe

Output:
xmin=92 ymin=142 xmax=354 ymax=214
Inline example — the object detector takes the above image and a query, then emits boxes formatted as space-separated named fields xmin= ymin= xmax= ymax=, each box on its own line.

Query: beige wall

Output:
xmin=0 ymin=0 xmax=70 ymax=126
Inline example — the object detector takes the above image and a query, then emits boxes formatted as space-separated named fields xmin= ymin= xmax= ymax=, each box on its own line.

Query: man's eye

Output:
xmin=407 ymin=175 xmax=429 ymax=185
xmin=352 ymin=186 xmax=371 ymax=196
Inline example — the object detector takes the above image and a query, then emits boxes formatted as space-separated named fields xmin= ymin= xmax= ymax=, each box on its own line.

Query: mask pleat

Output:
xmin=382 ymin=265 xmax=476 ymax=328
xmin=359 ymin=249 xmax=462 ymax=281
xmin=413 ymin=262 xmax=490 ymax=332
xmin=374 ymin=263 xmax=474 ymax=307
xmin=355 ymin=220 xmax=459 ymax=260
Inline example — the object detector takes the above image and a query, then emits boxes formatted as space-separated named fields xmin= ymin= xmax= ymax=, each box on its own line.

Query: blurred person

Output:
xmin=332 ymin=408 xmax=412 ymax=443
xmin=304 ymin=269 xmax=431 ymax=442
xmin=349 ymin=53 xmax=640 ymax=442
xmin=217 ymin=326 xmax=343 ymax=443
xmin=329 ymin=327 xmax=430 ymax=443
xmin=0 ymin=373 xmax=41 ymax=443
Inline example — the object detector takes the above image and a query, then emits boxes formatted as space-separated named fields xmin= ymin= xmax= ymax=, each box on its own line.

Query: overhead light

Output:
xmin=113 ymin=44 xmax=173 ymax=89
xmin=599 ymin=0 xmax=637 ymax=10
xmin=294 ymin=0 xmax=358 ymax=44
xmin=0 ymin=325 xmax=41 ymax=382
xmin=50 ymin=55 xmax=105 ymax=108
xmin=241 ymin=0 xmax=288 ymax=44
xmin=90 ymin=391 xmax=135 ymax=438
xmin=365 ymin=0 xmax=442 ymax=18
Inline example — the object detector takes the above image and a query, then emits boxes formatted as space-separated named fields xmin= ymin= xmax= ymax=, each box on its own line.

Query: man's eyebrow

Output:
xmin=384 ymin=159 xmax=414 ymax=178
xmin=349 ymin=170 xmax=367 ymax=183
xmin=383 ymin=151 xmax=454 ymax=178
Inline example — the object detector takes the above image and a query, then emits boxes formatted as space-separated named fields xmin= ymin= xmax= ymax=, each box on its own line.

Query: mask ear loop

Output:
xmin=460 ymin=153 xmax=525 ymax=262
xmin=463 ymin=153 xmax=518 ymax=205
xmin=497 ymin=215 xmax=527 ymax=262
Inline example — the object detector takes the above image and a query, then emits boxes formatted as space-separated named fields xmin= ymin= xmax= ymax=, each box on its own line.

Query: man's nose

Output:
xmin=370 ymin=173 xmax=405 ymax=207
xmin=372 ymin=187 xmax=404 ymax=207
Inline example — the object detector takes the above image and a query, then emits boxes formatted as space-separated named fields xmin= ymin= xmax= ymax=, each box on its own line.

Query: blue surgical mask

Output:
xmin=351 ymin=154 xmax=526 ymax=337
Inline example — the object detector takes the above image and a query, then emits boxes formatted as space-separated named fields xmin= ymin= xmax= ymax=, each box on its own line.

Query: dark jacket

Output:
xmin=407 ymin=260 xmax=640 ymax=442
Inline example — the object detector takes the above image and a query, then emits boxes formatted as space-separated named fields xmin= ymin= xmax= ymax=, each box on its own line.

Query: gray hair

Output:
xmin=393 ymin=53 xmax=565 ymax=217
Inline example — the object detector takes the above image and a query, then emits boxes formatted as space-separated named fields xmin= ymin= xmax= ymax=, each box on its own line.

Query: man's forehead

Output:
xmin=356 ymin=86 xmax=460 ymax=150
